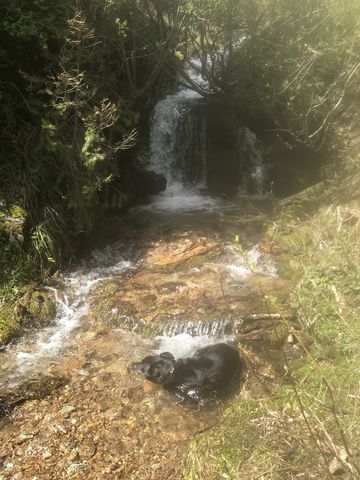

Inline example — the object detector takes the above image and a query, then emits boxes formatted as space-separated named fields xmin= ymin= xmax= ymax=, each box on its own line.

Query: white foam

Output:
xmin=146 ymin=188 xmax=219 ymax=212
xmin=226 ymin=264 xmax=251 ymax=278
xmin=247 ymin=244 xmax=277 ymax=276
xmin=154 ymin=333 xmax=234 ymax=360
xmin=10 ymin=257 xmax=136 ymax=378
xmin=224 ymin=243 xmax=277 ymax=278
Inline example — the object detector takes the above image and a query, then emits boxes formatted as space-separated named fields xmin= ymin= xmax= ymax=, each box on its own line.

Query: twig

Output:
xmin=254 ymin=466 xmax=293 ymax=479
xmin=324 ymin=379 xmax=360 ymax=476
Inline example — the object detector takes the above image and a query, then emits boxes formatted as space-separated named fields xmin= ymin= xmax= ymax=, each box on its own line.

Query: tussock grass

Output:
xmin=184 ymin=179 xmax=360 ymax=480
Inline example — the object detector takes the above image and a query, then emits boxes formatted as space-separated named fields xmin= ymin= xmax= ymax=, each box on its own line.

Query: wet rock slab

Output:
xmin=144 ymin=233 xmax=219 ymax=266
xmin=89 ymin=232 xmax=286 ymax=336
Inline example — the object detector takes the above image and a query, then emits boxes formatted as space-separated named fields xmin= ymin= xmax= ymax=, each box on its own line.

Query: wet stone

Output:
xmin=42 ymin=449 xmax=52 ymax=459
xmin=61 ymin=405 xmax=76 ymax=417
xmin=15 ymin=434 xmax=34 ymax=445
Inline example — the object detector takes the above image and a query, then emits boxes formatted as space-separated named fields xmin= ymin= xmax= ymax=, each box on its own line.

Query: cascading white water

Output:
xmin=154 ymin=333 xmax=236 ymax=360
xmin=0 ymin=246 xmax=136 ymax=388
xmin=238 ymin=127 xmax=265 ymax=195
xmin=147 ymin=65 xmax=219 ymax=211
xmin=148 ymin=71 xmax=267 ymax=208
xmin=149 ymin=95 xmax=207 ymax=191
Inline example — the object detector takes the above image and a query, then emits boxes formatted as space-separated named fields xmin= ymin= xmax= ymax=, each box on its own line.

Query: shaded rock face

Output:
xmin=161 ymin=98 xmax=267 ymax=197
xmin=263 ymin=136 xmax=325 ymax=197
xmin=98 ymin=164 xmax=167 ymax=211
xmin=202 ymin=102 xmax=243 ymax=196
xmin=167 ymin=99 xmax=324 ymax=199
xmin=183 ymin=100 xmax=242 ymax=196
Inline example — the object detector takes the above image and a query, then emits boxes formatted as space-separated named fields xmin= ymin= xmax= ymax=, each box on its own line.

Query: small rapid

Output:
xmin=0 ymin=247 xmax=136 ymax=390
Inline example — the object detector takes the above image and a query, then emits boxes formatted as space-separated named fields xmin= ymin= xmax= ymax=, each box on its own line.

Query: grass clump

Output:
xmin=0 ymin=205 xmax=38 ymax=298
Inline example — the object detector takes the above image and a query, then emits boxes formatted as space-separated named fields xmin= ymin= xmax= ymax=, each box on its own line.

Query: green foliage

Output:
xmin=0 ymin=0 xmax=182 ymax=271
xmin=186 ymin=399 xmax=262 ymax=480
xmin=184 ymin=0 xmax=360 ymax=151
xmin=0 ymin=206 xmax=38 ymax=297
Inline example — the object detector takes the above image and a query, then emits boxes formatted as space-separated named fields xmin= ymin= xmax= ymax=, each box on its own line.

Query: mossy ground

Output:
xmin=184 ymin=173 xmax=360 ymax=479
xmin=0 ymin=204 xmax=48 ymax=345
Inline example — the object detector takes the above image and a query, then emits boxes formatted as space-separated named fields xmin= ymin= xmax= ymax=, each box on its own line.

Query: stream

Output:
xmin=0 ymin=73 xmax=292 ymax=480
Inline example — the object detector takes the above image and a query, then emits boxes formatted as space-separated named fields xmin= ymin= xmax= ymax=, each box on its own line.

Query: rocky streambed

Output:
xmin=0 ymin=196 xmax=296 ymax=479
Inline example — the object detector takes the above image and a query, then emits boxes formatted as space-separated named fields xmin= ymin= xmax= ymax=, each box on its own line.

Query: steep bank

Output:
xmin=185 ymin=165 xmax=360 ymax=479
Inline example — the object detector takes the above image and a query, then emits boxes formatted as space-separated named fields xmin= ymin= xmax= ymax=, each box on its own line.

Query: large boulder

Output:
xmin=135 ymin=168 xmax=167 ymax=196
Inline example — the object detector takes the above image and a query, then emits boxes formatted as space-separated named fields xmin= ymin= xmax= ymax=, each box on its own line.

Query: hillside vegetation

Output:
xmin=185 ymin=155 xmax=360 ymax=479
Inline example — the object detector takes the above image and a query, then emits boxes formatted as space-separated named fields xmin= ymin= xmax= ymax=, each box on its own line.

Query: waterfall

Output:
xmin=149 ymin=91 xmax=207 ymax=197
xmin=147 ymin=77 xmax=218 ymax=210
xmin=148 ymin=65 xmax=266 ymax=206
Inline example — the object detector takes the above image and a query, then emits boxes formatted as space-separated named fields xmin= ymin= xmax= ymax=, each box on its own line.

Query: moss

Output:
xmin=90 ymin=280 xmax=121 ymax=297
xmin=0 ymin=287 xmax=57 ymax=346
xmin=18 ymin=288 xmax=57 ymax=328
xmin=0 ymin=302 xmax=22 ymax=345
xmin=9 ymin=204 xmax=26 ymax=219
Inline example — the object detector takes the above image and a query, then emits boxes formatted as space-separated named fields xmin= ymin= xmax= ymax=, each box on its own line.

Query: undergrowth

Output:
xmin=0 ymin=208 xmax=38 ymax=298
xmin=185 ymin=177 xmax=360 ymax=479
xmin=0 ymin=206 xmax=41 ymax=343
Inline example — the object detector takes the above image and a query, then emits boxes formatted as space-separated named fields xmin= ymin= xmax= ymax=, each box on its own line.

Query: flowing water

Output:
xmin=0 ymin=76 xmax=290 ymax=479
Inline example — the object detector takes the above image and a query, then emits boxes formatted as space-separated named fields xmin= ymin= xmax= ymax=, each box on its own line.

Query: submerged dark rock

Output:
xmin=134 ymin=168 xmax=167 ymax=196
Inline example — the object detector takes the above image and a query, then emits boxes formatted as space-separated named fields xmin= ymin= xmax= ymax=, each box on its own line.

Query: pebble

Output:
xmin=68 ymin=450 xmax=80 ymax=462
xmin=61 ymin=405 xmax=76 ymax=417
xmin=54 ymin=424 xmax=67 ymax=434
xmin=42 ymin=450 xmax=52 ymax=459
xmin=16 ymin=434 xmax=34 ymax=445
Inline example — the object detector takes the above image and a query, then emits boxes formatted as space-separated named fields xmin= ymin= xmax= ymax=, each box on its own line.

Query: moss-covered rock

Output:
xmin=0 ymin=286 xmax=57 ymax=346
xmin=17 ymin=287 xmax=57 ymax=328
xmin=0 ymin=302 xmax=22 ymax=345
